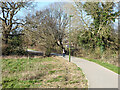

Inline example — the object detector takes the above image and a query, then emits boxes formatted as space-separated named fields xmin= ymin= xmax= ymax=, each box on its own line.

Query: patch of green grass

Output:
xmin=80 ymin=57 xmax=120 ymax=74
xmin=2 ymin=57 xmax=56 ymax=88
xmin=47 ymin=78 xmax=60 ymax=83
xmin=47 ymin=76 xmax=63 ymax=83
xmin=77 ymin=67 xmax=85 ymax=77
xmin=77 ymin=67 xmax=82 ymax=71
xmin=2 ymin=57 xmax=55 ymax=73
xmin=48 ymin=70 xmax=56 ymax=74
xmin=2 ymin=57 xmax=88 ymax=88
xmin=69 ymin=80 xmax=79 ymax=84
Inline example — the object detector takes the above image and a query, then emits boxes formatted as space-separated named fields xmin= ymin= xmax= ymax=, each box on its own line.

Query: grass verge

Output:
xmin=2 ymin=56 xmax=88 ymax=88
xmin=80 ymin=57 xmax=120 ymax=74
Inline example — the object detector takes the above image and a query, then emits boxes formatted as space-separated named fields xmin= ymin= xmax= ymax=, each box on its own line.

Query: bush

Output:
xmin=45 ymin=48 xmax=51 ymax=57
xmin=2 ymin=34 xmax=27 ymax=55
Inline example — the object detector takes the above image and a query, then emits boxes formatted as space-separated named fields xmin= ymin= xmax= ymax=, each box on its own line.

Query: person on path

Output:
xmin=63 ymin=49 xmax=65 ymax=57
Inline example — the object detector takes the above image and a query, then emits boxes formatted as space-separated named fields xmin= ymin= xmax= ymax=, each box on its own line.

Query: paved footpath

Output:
xmin=27 ymin=50 xmax=119 ymax=89
xmin=62 ymin=55 xmax=119 ymax=88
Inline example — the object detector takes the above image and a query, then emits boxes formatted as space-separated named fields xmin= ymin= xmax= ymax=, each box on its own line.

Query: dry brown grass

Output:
xmin=1 ymin=55 xmax=43 ymax=59
xmin=34 ymin=56 xmax=88 ymax=88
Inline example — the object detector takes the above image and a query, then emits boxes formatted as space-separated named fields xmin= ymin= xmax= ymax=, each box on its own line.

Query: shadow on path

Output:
xmin=27 ymin=50 xmax=43 ymax=56
xmin=51 ymin=53 xmax=63 ymax=56
xmin=27 ymin=50 xmax=63 ymax=57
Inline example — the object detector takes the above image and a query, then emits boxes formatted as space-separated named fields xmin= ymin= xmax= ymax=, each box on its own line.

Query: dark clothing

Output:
xmin=63 ymin=53 xmax=65 ymax=57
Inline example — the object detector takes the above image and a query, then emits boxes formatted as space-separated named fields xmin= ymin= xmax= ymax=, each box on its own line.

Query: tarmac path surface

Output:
xmin=62 ymin=55 xmax=118 ymax=88
xmin=27 ymin=50 xmax=119 ymax=89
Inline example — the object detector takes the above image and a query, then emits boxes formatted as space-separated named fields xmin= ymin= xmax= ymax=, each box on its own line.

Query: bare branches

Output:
xmin=0 ymin=2 xmax=33 ymax=45
xmin=0 ymin=2 xmax=32 ymax=31
xmin=24 ymin=3 xmax=69 ymax=50
xmin=0 ymin=17 xmax=4 ymax=21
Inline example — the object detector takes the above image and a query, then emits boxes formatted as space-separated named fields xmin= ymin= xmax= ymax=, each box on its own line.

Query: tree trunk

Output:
xmin=2 ymin=31 xmax=9 ymax=45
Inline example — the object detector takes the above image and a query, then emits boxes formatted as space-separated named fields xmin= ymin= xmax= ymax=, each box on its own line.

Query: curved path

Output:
xmin=27 ymin=50 xmax=119 ymax=88
xmin=62 ymin=55 xmax=118 ymax=88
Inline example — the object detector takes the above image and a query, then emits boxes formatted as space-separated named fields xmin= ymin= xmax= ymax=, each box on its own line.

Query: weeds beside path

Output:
xmin=2 ymin=56 xmax=88 ymax=88
xmin=63 ymin=55 xmax=118 ymax=88
xmin=80 ymin=57 xmax=120 ymax=74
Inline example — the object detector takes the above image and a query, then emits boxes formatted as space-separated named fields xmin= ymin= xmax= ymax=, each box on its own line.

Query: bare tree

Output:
xmin=0 ymin=1 xmax=32 ymax=44
xmin=24 ymin=3 xmax=69 ymax=54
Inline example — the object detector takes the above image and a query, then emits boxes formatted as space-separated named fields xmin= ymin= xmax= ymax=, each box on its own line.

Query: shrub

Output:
xmin=45 ymin=48 xmax=51 ymax=57
xmin=2 ymin=34 xmax=27 ymax=55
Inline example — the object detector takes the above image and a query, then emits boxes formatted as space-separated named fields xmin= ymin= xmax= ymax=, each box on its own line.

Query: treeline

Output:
xmin=71 ymin=2 xmax=119 ymax=66
xmin=23 ymin=3 xmax=69 ymax=56
xmin=0 ymin=2 xmax=119 ymax=65
xmin=0 ymin=1 xmax=32 ymax=55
